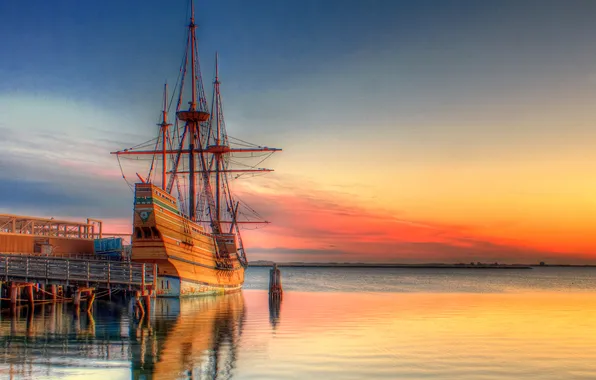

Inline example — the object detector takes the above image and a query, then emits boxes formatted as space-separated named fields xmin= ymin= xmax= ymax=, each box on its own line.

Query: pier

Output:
xmin=0 ymin=253 xmax=156 ymax=312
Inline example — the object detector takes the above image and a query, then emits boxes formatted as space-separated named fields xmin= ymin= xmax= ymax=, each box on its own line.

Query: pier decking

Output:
xmin=0 ymin=253 xmax=156 ymax=313
xmin=0 ymin=253 xmax=154 ymax=288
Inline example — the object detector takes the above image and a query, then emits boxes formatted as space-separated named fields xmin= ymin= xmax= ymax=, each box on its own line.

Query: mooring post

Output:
xmin=269 ymin=263 xmax=283 ymax=298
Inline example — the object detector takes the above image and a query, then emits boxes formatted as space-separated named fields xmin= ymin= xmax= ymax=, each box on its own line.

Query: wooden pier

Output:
xmin=0 ymin=253 xmax=156 ymax=313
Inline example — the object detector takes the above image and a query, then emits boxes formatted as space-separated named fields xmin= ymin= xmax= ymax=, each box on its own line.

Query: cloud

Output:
xmin=234 ymin=175 xmax=592 ymax=264
xmin=0 ymin=94 xmax=136 ymax=219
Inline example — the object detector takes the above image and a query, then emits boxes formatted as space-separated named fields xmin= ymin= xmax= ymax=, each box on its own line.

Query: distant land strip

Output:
xmin=248 ymin=262 xmax=534 ymax=269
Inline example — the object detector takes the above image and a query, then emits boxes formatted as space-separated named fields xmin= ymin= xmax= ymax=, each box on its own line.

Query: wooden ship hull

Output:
xmin=132 ymin=183 xmax=244 ymax=297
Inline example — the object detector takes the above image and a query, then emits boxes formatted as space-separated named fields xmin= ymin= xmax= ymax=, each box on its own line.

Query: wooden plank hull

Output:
xmin=131 ymin=184 xmax=245 ymax=297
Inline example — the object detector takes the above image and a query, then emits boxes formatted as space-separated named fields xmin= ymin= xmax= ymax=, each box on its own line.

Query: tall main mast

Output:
xmin=188 ymin=1 xmax=197 ymax=220
xmin=214 ymin=53 xmax=222 ymax=223
xmin=176 ymin=0 xmax=210 ymax=221
xmin=160 ymin=83 xmax=170 ymax=190
xmin=111 ymin=0 xmax=282 ymax=239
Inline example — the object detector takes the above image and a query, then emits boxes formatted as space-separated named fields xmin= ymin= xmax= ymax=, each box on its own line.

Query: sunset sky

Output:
xmin=1 ymin=0 xmax=596 ymax=263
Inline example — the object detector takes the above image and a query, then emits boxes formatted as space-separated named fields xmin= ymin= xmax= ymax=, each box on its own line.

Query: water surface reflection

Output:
xmin=0 ymin=293 xmax=245 ymax=380
xmin=2 ymin=285 xmax=596 ymax=379
xmin=132 ymin=294 xmax=245 ymax=379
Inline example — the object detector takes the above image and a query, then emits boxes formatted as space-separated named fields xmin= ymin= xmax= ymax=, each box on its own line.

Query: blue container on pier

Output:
xmin=94 ymin=237 xmax=123 ymax=259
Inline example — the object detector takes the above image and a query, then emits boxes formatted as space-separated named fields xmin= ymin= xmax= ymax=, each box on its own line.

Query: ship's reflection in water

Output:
xmin=4 ymin=287 xmax=596 ymax=379
xmin=132 ymin=294 xmax=245 ymax=379
xmin=0 ymin=293 xmax=245 ymax=380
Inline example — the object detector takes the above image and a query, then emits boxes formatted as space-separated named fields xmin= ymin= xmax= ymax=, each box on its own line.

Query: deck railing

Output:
xmin=0 ymin=253 xmax=154 ymax=288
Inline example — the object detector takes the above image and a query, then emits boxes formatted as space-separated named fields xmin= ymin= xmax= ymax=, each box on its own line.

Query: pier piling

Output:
xmin=27 ymin=284 xmax=34 ymax=307
xmin=10 ymin=284 xmax=17 ymax=306
xmin=269 ymin=263 xmax=283 ymax=298
xmin=50 ymin=284 xmax=57 ymax=302
xmin=0 ymin=253 xmax=156 ymax=315
xmin=74 ymin=290 xmax=82 ymax=309
xmin=143 ymin=293 xmax=151 ymax=319
xmin=87 ymin=291 xmax=96 ymax=312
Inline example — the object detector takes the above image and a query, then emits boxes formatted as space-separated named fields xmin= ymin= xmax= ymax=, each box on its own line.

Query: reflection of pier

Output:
xmin=0 ymin=293 xmax=245 ymax=379
xmin=0 ymin=302 xmax=131 ymax=379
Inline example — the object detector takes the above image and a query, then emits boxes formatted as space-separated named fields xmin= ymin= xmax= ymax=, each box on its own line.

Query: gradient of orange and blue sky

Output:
xmin=1 ymin=0 xmax=596 ymax=263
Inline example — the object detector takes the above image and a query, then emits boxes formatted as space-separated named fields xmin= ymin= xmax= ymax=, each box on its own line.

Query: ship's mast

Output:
xmin=160 ymin=83 xmax=170 ymax=190
xmin=188 ymin=1 xmax=198 ymax=220
xmin=214 ymin=53 xmax=221 ymax=223
xmin=111 ymin=0 xmax=282 ymax=239
xmin=175 ymin=0 xmax=210 ymax=221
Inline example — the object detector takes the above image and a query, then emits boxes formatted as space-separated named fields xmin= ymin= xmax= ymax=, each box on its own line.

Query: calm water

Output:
xmin=2 ymin=267 xmax=596 ymax=379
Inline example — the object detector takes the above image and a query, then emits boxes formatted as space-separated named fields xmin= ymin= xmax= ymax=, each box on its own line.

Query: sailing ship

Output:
xmin=112 ymin=2 xmax=280 ymax=297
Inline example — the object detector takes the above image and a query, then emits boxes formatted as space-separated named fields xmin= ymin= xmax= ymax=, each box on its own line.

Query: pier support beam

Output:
xmin=50 ymin=284 xmax=57 ymax=302
xmin=143 ymin=293 xmax=151 ymax=321
xmin=87 ymin=291 xmax=96 ymax=312
xmin=27 ymin=284 xmax=34 ymax=307
xmin=152 ymin=264 xmax=158 ymax=298
xmin=10 ymin=284 xmax=18 ymax=306
xmin=74 ymin=290 xmax=82 ymax=309
xmin=134 ymin=291 xmax=145 ymax=319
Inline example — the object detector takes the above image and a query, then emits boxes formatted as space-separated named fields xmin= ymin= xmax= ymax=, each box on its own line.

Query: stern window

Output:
xmin=151 ymin=226 xmax=161 ymax=239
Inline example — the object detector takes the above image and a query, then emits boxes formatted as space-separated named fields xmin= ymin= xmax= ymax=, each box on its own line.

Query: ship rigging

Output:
xmin=112 ymin=3 xmax=280 ymax=232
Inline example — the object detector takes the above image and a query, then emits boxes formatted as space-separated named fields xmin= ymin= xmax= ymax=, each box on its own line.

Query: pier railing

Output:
xmin=0 ymin=253 xmax=154 ymax=288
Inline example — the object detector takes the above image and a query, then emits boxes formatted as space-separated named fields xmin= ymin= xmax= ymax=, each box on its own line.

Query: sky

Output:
xmin=1 ymin=0 xmax=596 ymax=263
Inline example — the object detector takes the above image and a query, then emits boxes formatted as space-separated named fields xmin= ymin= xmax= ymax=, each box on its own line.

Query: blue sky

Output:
xmin=3 ymin=0 xmax=596 ymax=262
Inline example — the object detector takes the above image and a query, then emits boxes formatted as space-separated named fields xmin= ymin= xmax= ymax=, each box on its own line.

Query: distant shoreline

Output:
xmin=248 ymin=263 xmax=534 ymax=269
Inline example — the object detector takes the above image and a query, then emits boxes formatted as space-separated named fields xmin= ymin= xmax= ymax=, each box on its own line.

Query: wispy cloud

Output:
xmin=234 ymin=175 xmax=590 ymax=264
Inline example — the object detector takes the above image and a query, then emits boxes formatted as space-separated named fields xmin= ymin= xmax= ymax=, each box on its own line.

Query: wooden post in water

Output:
xmin=74 ymin=289 xmax=82 ymax=311
xmin=269 ymin=263 xmax=283 ymax=298
xmin=141 ymin=263 xmax=146 ymax=294
xmin=87 ymin=291 xmax=96 ymax=312
xmin=27 ymin=284 xmax=34 ymax=307
xmin=152 ymin=264 xmax=158 ymax=298
xmin=134 ymin=290 xmax=145 ymax=318
xmin=143 ymin=293 xmax=151 ymax=322
xmin=50 ymin=284 xmax=57 ymax=302
xmin=10 ymin=283 xmax=18 ymax=306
